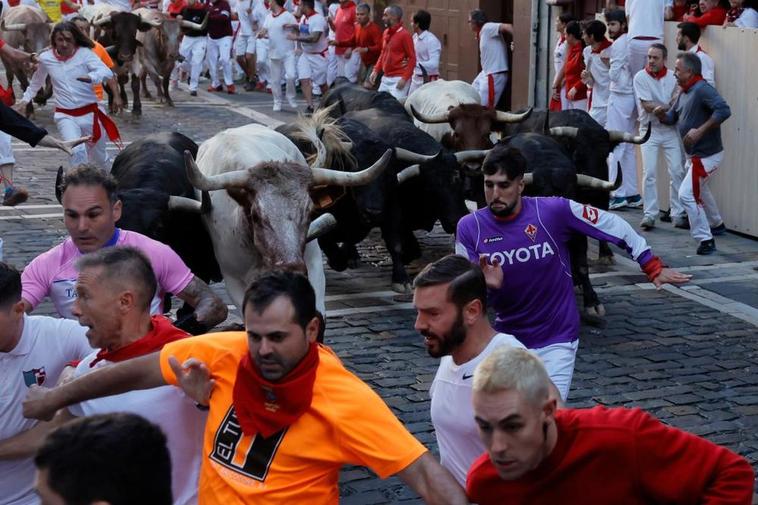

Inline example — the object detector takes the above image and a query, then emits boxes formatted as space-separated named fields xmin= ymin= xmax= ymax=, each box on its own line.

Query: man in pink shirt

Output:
xmin=21 ymin=165 xmax=227 ymax=332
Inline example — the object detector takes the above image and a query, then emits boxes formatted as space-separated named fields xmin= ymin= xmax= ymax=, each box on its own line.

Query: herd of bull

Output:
xmin=39 ymin=78 xmax=652 ymax=332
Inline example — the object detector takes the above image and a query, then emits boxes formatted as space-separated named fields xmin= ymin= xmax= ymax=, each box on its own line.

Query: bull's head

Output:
xmin=183 ymin=149 xmax=392 ymax=271
xmin=1 ymin=20 xmax=51 ymax=55
xmin=95 ymin=11 xmax=160 ymax=63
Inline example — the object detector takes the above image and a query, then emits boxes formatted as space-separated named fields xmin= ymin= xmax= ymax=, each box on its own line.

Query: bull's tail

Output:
xmin=612 ymin=161 xmax=623 ymax=191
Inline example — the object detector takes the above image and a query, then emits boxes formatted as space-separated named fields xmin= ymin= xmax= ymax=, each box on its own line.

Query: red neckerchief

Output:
xmin=558 ymin=34 xmax=565 ymax=44
xmin=55 ymin=103 xmax=123 ymax=149
xmin=680 ymin=74 xmax=704 ymax=93
xmin=53 ymin=47 xmax=78 ymax=62
xmin=591 ymin=39 xmax=611 ymax=54
xmin=90 ymin=315 xmax=188 ymax=367
xmin=233 ymin=342 xmax=320 ymax=438
xmin=645 ymin=65 xmax=667 ymax=80
xmin=727 ymin=7 xmax=744 ymax=23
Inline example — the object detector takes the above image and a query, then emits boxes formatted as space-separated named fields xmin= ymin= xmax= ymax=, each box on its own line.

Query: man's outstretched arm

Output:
xmin=396 ymin=452 xmax=469 ymax=505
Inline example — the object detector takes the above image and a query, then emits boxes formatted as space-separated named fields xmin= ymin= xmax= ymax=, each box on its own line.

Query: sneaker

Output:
xmin=244 ymin=81 xmax=255 ymax=92
xmin=288 ymin=98 xmax=298 ymax=109
xmin=626 ymin=194 xmax=643 ymax=208
xmin=207 ymin=85 xmax=223 ymax=92
xmin=3 ymin=186 xmax=29 ymax=206
xmin=609 ymin=197 xmax=628 ymax=210
xmin=639 ymin=216 xmax=655 ymax=230
xmin=673 ymin=217 xmax=690 ymax=230
xmin=696 ymin=239 xmax=716 ymax=255
xmin=272 ymin=102 xmax=282 ymax=112
xmin=190 ymin=90 xmax=197 ymax=96
xmin=710 ymin=223 xmax=727 ymax=236
xmin=227 ymin=84 xmax=236 ymax=94
xmin=659 ymin=209 xmax=672 ymax=223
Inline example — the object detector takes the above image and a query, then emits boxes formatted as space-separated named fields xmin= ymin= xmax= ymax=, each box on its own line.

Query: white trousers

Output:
xmin=206 ymin=36 xmax=233 ymax=87
xmin=179 ymin=36 xmax=207 ymax=91
xmin=680 ymin=151 xmax=723 ymax=242
xmin=472 ymin=71 xmax=507 ymax=108
xmin=378 ymin=75 xmax=409 ymax=100
xmin=326 ymin=45 xmax=338 ymax=86
xmin=640 ymin=126 xmax=685 ymax=219
xmin=629 ymin=38 xmax=660 ymax=81
xmin=607 ymin=92 xmax=638 ymax=197
xmin=565 ymin=98 xmax=588 ymax=112
xmin=256 ymin=38 xmax=269 ymax=84
xmin=0 ymin=131 xmax=14 ymax=165
xmin=336 ymin=50 xmax=361 ymax=83
xmin=297 ymin=52 xmax=328 ymax=86
xmin=269 ymin=54 xmax=296 ymax=105
xmin=589 ymin=104 xmax=607 ymax=127
xmin=532 ymin=339 xmax=579 ymax=402
xmin=54 ymin=111 xmax=109 ymax=170
xmin=408 ymin=74 xmax=438 ymax=95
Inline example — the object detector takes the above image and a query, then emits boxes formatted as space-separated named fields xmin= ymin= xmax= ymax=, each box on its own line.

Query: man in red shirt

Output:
xmin=368 ymin=5 xmax=415 ymax=100
xmin=562 ymin=21 xmax=587 ymax=111
xmin=466 ymin=346 xmax=755 ymax=505
xmin=329 ymin=2 xmax=381 ymax=85
xmin=683 ymin=0 xmax=728 ymax=25
xmin=331 ymin=0 xmax=360 ymax=82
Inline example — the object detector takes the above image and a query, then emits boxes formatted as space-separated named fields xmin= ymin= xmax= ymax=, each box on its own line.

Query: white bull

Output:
xmin=185 ymin=124 xmax=392 ymax=314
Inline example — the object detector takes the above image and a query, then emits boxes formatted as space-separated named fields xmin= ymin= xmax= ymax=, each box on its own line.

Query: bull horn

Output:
xmin=454 ymin=149 xmax=491 ymax=163
xmin=607 ymin=123 xmax=652 ymax=144
xmin=495 ymin=107 xmax=532 ymax=123
xmin=397 ymin=164 xmax=420 ymax=184
xmin=395 ymin=147 xmax=437 ymax=163
xmin=138 ymin=13 xmax=163 ymax=27
xmin=311 ymin=149 xmax=392 ymax=186
xmin=306 ymin=213 xmax=337 ymax=242
xmin=409 ymin=104 xmax=449 ymax=124
xmin=522 ymin=173 xmax=534 ymax=185
xmin=93 ymin=14 xmax=112 ymax=26
xmin=2 ymin=22 xmax=27 ymax=31
xmin=180 ymin=19 xmax=203 ymax=30
xmin=168 ymin=195 xmax=203 ymax=213
xmin=183 ymin=150 xmax=249 ymax=190
xmin=576 ymin=174 xmax=615 ymax=190
xmin=549 ymin=126 xmax=579 ymax=138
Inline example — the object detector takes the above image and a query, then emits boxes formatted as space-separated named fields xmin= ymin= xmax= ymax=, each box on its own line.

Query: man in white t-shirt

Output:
xmin=0 ymin=262 xmax=92 ymax=505
xmin=412 ymin=255 xmax=527 ymax=487
xmin=288 ymin=0 xmax=328 ymax=112
xmin=408 ymin=9 xmax=441 ymax=95
xmin=20 ymin=165 xmax=227 ymax=332
xmin=624 ymin=0 xmax=673 ymax=78
xmin=677 ymin=22 xmax=715 ymax=88
xmin=633 ymin=43 xmax=686 ymax=231
xmin=251 ymin=0 xmax=270 ymax=91
xmin=260 ymin=0 xmax=298 ymax=111
xmin=233 ymin=0 xmax=259 ymax=91
xmin=581 ymin=20 xmax=612 ymax=127
xmin=468 ymin=9 xmax=510 ymax=109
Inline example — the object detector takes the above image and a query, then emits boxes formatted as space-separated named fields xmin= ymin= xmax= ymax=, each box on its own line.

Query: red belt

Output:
xmin=56 ymin=103 xmax=123 ymax=149
xmin=691 ymin=156 xmax=708 ymax=205
xmin=633 ymin=36 xmax=659 ymax=40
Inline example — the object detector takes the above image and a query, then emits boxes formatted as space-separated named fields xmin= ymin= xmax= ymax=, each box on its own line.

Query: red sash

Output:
xmin=90 ymin=315 xmax=189 ymax=367
xmin=691 ymin=156 xmax=709 ymax=206
xmin=55 ymin=103 xmax=123 ymax=149
xmin=0 ymin=84 xmax=14 ymax=107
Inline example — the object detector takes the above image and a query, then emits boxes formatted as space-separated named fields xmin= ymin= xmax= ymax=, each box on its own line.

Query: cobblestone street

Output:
xmin=1 ymin=84 xmax=757 ymax=503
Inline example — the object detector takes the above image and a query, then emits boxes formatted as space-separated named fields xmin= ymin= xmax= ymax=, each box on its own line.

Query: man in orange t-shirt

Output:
xmin=22 ymin=271 xmax=468 ymax=505
xmin=72 ymin=17 xmax=123 ymax=113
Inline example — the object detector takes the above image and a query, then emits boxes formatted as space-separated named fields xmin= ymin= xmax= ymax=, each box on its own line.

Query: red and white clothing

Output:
xmin=0 ymin=315 xmax=91 ymax=505
xmin=466 ymin=406 xmax=755 ymax=504
xmin=375 ymin=24 xmax=415 ymax=100
xmin=252 ymin=0 xmax=270 ymax=83
xmin=21 ymin=229 xmax=194 ymax=320
xmin=683 ymin=6 xmax=728 ymax=27
xmin=22 ymin=47 xmax=114 ymax=170
xmin=179 ymin=2 xmax=208 ymax=92
xmin=473 ymin=22 xmax=508 ymax=108
xmin=264 ymin=8 xmax=298 ymax=106
xmin=634 ymin=66 xmax=685 ymax=221
xmin=430 ymin=333 xmax=525 ymax=486
xmin=690 ymin=44 xmax=715 ymax=89
xmin=60 ymin=0 xmax=83 ymax=19
xmin=333 ymin=0 xmax=359 ymax=82
xmin=206 ymin=0 xmax=234 ymax=88
xmin=607 ymin=33 xmax=638 ymax=198
xmin=583 ymin=41 xmax=611 ymax=126
xmin=562 ymin=42 xmax=587 ymax=112
xmin=409 ymin=29 xmax=441 ymax=95
xmin=297 ymin=10 xmax=328 ymax=86
xmin=552 ymin=35 xmax=568 ymax=110
xmin=626 ymin=0 xmax=673 ymax=77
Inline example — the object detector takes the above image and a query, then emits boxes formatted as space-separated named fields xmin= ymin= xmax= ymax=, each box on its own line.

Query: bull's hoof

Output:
xmin=346 ymin=257 xmax=361 ymax=269
xmin=580 ymin=304 xmax=607 ymax=327
xmin=326 ymin=257 xmax=348 ymax=272
xmin=391 ymin=282 xmax=412 ymax=294
xmin=166 ymin=99 xmax=175 ymax=107
xmin=131 ymin=109 xmax=142 ymax=117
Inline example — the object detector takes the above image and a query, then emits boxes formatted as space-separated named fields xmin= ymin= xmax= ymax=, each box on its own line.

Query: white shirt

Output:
xmin=233 ymin=0 xmax=255 ymax=35
xmin=413 ymin=30 xmax=441 ymax=77
xmin=252 ymin=0 xmax=269 ymax=33
xmin=690 ymin=44 xmax=715 ymax=89
xmin=22 ymin=48 xmax=112 ymax=109
xmin=478 ymin=22 xmax=508 ymax=74
xmin=609 ymin=33 xmax=634 ymax=95
xmin=69 ymin=350 xmax=207 ymax=505
xmin=429 ymin=333 xmax=526 ymax=486
xmin=633 ymin=67 xmax=678 ymax=127
xmin=735 ymin=7 xmax=758 ymax=28
xmin=553 ymin=36 xmax=567 ymax=76
xmin=626 ymin=0 xmax=672 ymax=40
xmin=0 ymin=315 xmax=91 ymax=505
xmin=263 ymin=9 xmax=297 ymax=59
xmin=299 ymin=11 xmax=328 ymax=53
xmin=583 ymin=44 xmax=611 ymax=108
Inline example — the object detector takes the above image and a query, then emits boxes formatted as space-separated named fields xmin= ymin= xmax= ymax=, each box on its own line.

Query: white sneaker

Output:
xmin=288 ymin=98 xmax=298 ymax=109
xmin=273 ymin=102 xmax=282 ymax=112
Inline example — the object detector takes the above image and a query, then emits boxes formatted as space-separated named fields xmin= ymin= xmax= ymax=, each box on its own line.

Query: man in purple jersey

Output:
xmin=455 ymin=146 xmax=690 ymax=401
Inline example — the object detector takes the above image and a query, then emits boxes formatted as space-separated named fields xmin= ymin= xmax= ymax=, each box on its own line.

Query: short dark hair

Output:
xmin=469 ymin=9 xmax=488 ymax=26
xmin=35 ymin=413 xmax=172 ymax=505
xmin=413 ymin=255 xmax=487 ymax=311
xmin=604 ymin=8 xmax=626 ymax=25
xmin=677 ymin=51 xmax=702 ymax=75
xmin=0 ymin=262 xmax=21 ymax=308
xmin=677 ymin=21 xmax=701 ymax=44
xmin=242 ymin=271 xmax=317 ymax=330
xmin=76 ymin=247 xmax=158 ymax=312
xmin=413 ymin=10 xmax=431 ymax=31
xmin=583 ymin=20 xmax=607 ymax=43
xmin=558 ymin=13 xmax=575 ymax=25
xmin=649 ymin=42 xmax=668 ymax=59
xmin=59 ymin=164 xmax=119 ymax=203
xmin=482 ymin=145 xmax=527 ymax=180
xmin=565 ymin=20 xmax=582 ymax=40
xmin=301 ymin=0 xmax=314 ymax=9
xmin=51 ymin=20 xmax=94 ymax=49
